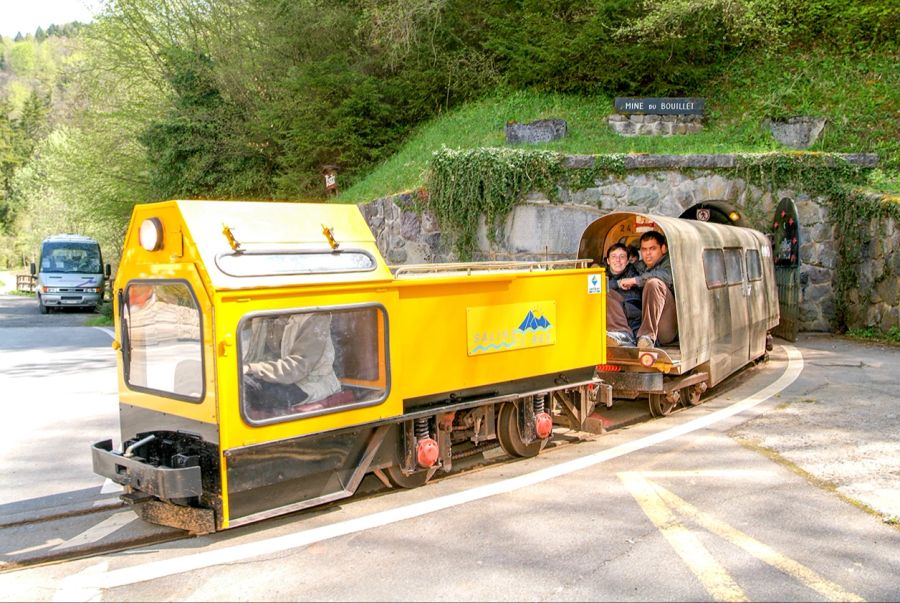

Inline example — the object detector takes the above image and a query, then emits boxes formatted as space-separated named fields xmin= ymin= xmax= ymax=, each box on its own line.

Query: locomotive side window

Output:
xmin=123 ymin=281 xmax=203 ymax=402
xmin=702 ymin=249 xmax=727 ymax=289
xmin=747 ymin=249 xmax=762 ymax=281
xmin=724 ymin=248 xmax=744 ymax=285
xmin=239 ymin=305 xmax=388 ymax=423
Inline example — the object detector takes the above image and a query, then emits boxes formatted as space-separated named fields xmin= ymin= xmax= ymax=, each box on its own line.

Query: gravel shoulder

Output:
xmin=730 ymin=333 xmax=900 ymax=526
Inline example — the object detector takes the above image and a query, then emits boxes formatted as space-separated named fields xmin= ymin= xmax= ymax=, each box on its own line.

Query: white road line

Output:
xmin=57 ymin=346 xmax=803 ymax=597
xmin=51 ymin=512 xmax=142 ymax=552
xmin=92 ymin=327 xmax=115 ymax=339
xmin=99 ymin=479 xmax=121 ymax=495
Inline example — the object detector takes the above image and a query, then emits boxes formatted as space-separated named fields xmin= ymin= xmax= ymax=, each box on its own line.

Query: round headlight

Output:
xmin=139 ymin=218 xmax=163 ymax=251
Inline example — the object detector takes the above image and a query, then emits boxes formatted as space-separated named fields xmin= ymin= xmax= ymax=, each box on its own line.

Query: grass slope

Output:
xmin=340 ymin=46 xmax=898 ymax=203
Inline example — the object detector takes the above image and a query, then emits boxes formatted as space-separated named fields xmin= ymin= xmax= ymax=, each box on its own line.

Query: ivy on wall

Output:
xmin=425 ymin=148 xmax=893 ymax=330
xmin=426 ymin=147 xmax=625 ymax=260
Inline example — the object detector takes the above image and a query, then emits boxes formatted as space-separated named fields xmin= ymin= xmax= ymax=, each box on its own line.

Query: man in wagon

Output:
xmin=606 ymin=231 xmax=677 ymax=349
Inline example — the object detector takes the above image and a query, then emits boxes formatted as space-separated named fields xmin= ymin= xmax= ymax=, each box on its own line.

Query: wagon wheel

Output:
xmin=497 ymin=401 xmax=546 ymax=458
xmin=648 ymin=392 xmax=679 ymax=417
xmin=685 ymin=384 xmax=704 ymax=407
xmin=383 ymin=464 xmax=431 ymax=489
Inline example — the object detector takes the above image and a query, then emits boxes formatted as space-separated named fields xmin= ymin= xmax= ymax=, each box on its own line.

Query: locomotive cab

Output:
xmin=578 ymin=212 xmax=779 ymax=416
xmin=93 ymin=200 xmax=609 ymax=533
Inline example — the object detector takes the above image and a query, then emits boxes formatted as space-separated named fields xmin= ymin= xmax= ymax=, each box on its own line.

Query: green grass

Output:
xmin=844 ymin=326 xmax=900 ymax=345
xmin=340 ymin=46 xmax=899 ymax=203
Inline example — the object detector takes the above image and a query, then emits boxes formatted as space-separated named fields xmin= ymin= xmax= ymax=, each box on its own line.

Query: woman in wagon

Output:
xmin=606 ymin=230 xmax=677 ymax=349
xmin=604 ymin=243 xmax=643 ymax=346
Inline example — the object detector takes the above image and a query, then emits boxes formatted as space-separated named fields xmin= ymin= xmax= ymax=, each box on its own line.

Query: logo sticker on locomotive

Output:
xmin=588 ymin=273 xmax=603 ymax=294
xmin=467 ymin=301 xmax=556 ymax=356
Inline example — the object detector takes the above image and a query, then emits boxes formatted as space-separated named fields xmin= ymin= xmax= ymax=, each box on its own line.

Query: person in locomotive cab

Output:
xmin=606 ymin=230 xmax=677 ymax=349
xmin=604 ymin=243 xmax=642 ymax=346
xmin=241 ymin=312 xmax=341 ymax=418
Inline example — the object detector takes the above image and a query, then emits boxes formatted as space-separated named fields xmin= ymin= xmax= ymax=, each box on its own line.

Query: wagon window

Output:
xmin=724 ymin=248 xmax=744 ymax=285
xmin=702 ymin=249 xmax=727 ymax=289
xmin=123 ymin=281 xmax=203 ymax=402
xmin=747 ymin=249 xmax=762 ymax=281
xmin=239 ymin=305 xmax=388 ymax=424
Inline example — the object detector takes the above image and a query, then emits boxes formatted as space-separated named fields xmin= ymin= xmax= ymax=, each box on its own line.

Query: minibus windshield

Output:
xmin=41 ymin=242 xmax=103 ymax=274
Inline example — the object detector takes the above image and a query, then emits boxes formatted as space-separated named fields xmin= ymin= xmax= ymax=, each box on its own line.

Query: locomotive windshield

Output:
xmin=123 ymin=281 xmax=204 ymax=402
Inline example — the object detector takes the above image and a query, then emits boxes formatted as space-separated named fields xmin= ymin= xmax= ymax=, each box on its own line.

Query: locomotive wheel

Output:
xmin=496 ymin=401 xmax=546 ymax=458
xmin=648 ymin=392 xmax=678 ymax=417
xmin=383 ymin=464 xmax=430 ymax=489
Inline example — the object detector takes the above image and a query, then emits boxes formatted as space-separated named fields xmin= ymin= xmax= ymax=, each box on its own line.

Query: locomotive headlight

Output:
xmin=139 ymin=217 xmax=164 ymax=251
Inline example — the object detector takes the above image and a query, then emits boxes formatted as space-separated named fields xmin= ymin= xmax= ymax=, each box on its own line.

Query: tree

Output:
xmin=35 ymin=26 xmax=47 ymax=42
xmin=14 ymin=33 xmax=23 ymax=42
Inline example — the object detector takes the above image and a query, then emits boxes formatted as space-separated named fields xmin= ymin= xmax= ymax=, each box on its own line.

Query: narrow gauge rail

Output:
xmin=90 ymin=202 xmax=777 ymax=536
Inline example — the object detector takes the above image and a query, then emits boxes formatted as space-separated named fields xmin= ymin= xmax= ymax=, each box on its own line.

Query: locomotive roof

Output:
xmin=123 ymin=200 xmax=394 ymax=290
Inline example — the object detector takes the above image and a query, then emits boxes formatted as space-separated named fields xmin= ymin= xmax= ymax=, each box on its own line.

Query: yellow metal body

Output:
xmin=112 ymin=200 xmax=606 ymax=528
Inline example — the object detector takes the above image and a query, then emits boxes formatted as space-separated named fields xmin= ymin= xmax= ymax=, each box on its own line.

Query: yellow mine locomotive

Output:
xmin=92 ymin=200 xmax=609 ymax=533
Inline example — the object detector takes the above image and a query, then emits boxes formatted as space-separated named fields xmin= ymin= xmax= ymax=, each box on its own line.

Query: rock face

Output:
xmin=361 ymin=153 xmax=893 ymax=333
xmin=505 ymin=119 xmax=568 ymax=144
xmin=765 ymin=117 xmax=827 ymax=149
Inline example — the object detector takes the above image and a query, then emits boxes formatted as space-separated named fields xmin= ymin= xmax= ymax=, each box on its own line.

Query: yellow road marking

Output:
xmin=620 ymin=472 xmax=748 ymax=602
xmin=621 ymin=471 xmax=866 ymax=602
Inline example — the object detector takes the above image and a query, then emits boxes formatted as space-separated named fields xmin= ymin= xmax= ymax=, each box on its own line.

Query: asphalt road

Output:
xmin=0 ymin=292 xmax=897 ymax=602
xmin=0 ymin=293 xmax=118 ymax=517
xmin=0 ymin=289 xmax=101 ymax=329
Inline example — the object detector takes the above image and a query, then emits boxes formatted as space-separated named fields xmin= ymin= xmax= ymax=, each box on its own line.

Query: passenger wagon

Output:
xmin=579 ymin=212 xmax=779 ymax=416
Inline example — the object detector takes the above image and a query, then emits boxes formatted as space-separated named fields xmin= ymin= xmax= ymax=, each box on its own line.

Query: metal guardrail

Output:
xmin=16 ymin=274 xmax=36 ymax=293
xmin=390 ymin=259 xmax=592 ymax=276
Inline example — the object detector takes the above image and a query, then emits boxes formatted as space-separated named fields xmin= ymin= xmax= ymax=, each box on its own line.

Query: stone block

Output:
xmin=610 ymin=120 xmax=636 ymax=136
xmin=626 ymin=186 xmax=660 ymax=206
xmin=765 ymin=117 xmax=827 ymax=149
xmin=876 ymin=275 xmax=899 ymax=306
xmin=387 ymin=248 xmax=408 ymax=264
xmin=506 ymin=119 xmax=568 ymax=144
xmin=498 ymin=203 xmax=603 ymax=255
xmin=803 ymin=266 xmax=832 ymax=285
xmin=565 ymin=188 xmax=605 ymax=206
xmin=399 ymin=210 xmax=421 ymax=240
xmin=563 ymin=155 xmax=595 ymax=169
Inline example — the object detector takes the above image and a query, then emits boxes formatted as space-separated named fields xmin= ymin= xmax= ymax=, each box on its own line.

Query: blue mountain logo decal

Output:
xmin=516 ymin=310 xmax=551 ymax=332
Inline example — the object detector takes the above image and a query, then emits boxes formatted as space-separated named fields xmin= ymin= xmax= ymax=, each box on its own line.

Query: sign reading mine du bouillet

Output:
xmin=614 ymin=97 xmax=704 ymax=115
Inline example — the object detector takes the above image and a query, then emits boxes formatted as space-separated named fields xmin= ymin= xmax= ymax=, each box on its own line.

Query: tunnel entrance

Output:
xmin=679 ymin=202 xmax=746 ymax=227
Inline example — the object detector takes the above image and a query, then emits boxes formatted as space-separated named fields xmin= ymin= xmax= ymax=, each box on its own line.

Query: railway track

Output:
xmin=1 ymin=384 xmax=736 ymax=573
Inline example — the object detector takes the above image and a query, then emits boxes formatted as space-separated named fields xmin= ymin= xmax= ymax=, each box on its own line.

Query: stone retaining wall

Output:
xmin=607 ymin=114 xmax=704 ymax=136
xmin=360 ymin=153 xmax=896 ymax=332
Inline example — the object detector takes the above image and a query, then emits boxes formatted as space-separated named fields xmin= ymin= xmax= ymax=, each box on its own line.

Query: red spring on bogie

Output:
xmin=534 ymin=412 xmax=553 ymax=439
xmin=416 ymin=437 xmax=439 ymax=468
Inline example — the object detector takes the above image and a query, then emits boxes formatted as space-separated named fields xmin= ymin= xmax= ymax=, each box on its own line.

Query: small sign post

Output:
xmin=322 ymin=164 xmax=339 ymax=196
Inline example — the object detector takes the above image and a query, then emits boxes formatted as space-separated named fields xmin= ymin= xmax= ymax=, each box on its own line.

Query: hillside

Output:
xmin=340 ymin=46 xmax=899 ymax=203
